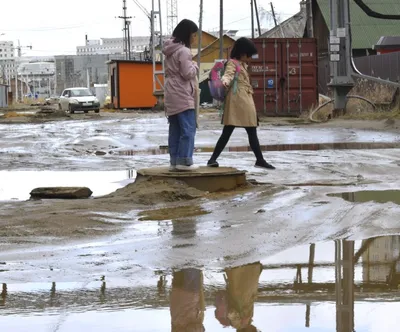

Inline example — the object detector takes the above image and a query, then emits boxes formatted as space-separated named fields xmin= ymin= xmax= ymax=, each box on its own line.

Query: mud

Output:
xmin=138 ymin=205 xmax=210 ymax=221
xmin=1 ymin=110 xmax=400 ymax=331
xmin=103 ymin=177 xmax=206 ymax=205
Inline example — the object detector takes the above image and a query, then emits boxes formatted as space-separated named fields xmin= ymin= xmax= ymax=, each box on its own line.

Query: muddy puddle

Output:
xmin=2 ymin=235 xmax=400 ymax=331
xmin=0 ymin=170 xmax=136 ymax=201
xmin=330 ymin=189 xmax=400 ymax=205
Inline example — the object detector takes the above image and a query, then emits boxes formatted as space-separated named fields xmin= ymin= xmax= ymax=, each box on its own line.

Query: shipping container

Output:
xmin=108 ymin=60 xmax=163 ymax=109
xmin=250 ymin=38 xmax=318 ymax=116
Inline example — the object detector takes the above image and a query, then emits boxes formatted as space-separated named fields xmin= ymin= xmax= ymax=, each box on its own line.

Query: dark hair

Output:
xmin=230 ymin=37 xmax=258 ymax=60
xmin=173 ymin=19 xmax=199 ymax=48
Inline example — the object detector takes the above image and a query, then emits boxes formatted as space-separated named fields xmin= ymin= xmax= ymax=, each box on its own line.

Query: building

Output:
xmin=18 ymin=61 xmax=56 ymax=98
xmin=0 ymin=83 xmax=8 ymax=108
xmin=311 ymin=0 xmax=400 ymax=57
xmin=108 ymin=60 xmax=163 ymax=109
xmin=374 ymin=36 xmax=400 ymax=55
xmin=55 ymin=54 xmax=125 ymax=95
xmin=0 ymin=40 xmax=16 ymax=84
xmin=76 ymin=36 xmax=150 ymax=56
xmin=259 ymin=2 xmax=307 ymax=38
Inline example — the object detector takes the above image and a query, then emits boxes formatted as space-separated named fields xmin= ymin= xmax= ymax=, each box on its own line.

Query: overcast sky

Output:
xmin=0 ymin=0 xmax=301 ymax=56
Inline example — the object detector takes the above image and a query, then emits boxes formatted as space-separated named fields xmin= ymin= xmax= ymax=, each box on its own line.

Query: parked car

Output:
xmin=45 ymin=96 xmax=60 ymax=105
xmin=59 ymin=88 xmax=100 ymax=114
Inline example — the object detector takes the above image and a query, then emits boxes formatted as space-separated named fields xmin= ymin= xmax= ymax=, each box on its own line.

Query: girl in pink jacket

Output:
xmin=163 ymin=19 xmax=199 ymax=171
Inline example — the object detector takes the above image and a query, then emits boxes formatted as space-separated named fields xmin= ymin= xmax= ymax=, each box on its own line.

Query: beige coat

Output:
xmin=225 ymin=262 xmax=262 ymax=329
xmin=221 ymin=60 xmax=258 ymax=127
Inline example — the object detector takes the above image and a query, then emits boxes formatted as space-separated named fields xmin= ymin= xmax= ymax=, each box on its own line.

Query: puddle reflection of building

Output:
xmin=215 ymin=262 xmax=262 ymax=332
xmin=170 ymin=268 xmax=205 ymax=332
xmin=362 ymin=236 xmax=400 ymax=285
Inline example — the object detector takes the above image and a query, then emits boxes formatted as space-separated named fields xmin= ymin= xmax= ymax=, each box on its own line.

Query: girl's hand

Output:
xmin=222 ymin=81 xmax=230 ymax=88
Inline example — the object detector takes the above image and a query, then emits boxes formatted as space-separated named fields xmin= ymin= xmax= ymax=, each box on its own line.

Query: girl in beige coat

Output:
xmin=207 ymin=38 xmax=275 ymax=170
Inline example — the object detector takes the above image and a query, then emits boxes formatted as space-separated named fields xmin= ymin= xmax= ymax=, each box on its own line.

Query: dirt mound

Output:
xmin=104 ymin=177 xmax=205 ymax=205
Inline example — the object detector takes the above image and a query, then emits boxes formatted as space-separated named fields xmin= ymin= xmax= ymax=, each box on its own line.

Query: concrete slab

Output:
xmin=136 ymin=166 xmax=247 ymax=192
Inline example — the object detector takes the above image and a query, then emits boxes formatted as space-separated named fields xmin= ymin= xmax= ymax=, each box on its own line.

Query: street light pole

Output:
xmin=219 ymin=0 xmax=223 ymax=59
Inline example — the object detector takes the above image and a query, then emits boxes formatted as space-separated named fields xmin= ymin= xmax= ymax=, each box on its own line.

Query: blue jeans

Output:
xmin=168 ymin=109 xmax=196 ymax=166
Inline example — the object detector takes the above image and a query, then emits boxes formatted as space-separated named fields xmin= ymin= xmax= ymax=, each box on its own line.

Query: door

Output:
xmin=250 ymin=39 xmax=284 ymax=115
xmin=59 ymin=90 xmax=70 ymax=110
xmin=282 ymin=39 xmax=318 ymax=114
xmin=251 ymin=38 xmax=318 ymax=116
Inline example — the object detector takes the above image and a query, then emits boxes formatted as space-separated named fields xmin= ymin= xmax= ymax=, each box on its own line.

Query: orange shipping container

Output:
xmin=108 ymin=60 xmax=163 ymax=109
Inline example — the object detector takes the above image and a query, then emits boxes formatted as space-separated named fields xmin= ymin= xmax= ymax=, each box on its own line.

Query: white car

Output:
xmin=59 ymin=88 xmax=100 ymax=114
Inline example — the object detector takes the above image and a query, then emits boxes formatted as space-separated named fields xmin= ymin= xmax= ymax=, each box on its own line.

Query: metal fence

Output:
xmin=318 ymin=52 xmax=400 ymax=96
xmin=354 ymin=52 xmax=400 ymax=82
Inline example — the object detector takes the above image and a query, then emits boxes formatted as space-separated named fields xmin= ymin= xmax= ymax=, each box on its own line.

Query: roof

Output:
xmin=192 ymin=35 xmax=236 ymax=58
xmin=106 ymin=59 xmax=160 ymax=65
xmin=259 ymin=9 xmax=306 ymax=38
xmin=375 ymin=36 xmax=400 ymax=49
xmin=316 ymin=0 xmax=400 ymax=50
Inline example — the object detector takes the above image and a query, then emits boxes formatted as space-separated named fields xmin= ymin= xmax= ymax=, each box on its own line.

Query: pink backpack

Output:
xmin=208 ymin=59 xmax=241 ymax=102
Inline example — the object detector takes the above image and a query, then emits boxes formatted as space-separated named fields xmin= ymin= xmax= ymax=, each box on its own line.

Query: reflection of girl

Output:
xmin=170 ymin=268 xmax=205 ymax=332
xmin=215 ymin=262 xmax=262 ymax=331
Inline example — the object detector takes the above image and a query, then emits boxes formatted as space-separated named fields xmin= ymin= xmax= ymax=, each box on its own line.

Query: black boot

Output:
xmin=255 ymin=160 xmax=275 ymax=170
xmin=207 ymin=160 xmax=219 ymax=167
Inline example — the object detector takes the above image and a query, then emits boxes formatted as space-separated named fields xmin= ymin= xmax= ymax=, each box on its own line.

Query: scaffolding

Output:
xmin=166 ymin=0 xmax=178 ymax=36
xmin=151 ymin=0 xmax=165 ymax=106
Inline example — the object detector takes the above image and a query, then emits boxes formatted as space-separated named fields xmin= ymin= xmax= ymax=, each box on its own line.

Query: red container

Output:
xmin=250 ymin=38 xmax=318 ymax=116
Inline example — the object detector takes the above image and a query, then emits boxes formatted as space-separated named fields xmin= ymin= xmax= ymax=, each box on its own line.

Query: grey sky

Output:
xmin=0 ymin=0 xmax=301 ymax=56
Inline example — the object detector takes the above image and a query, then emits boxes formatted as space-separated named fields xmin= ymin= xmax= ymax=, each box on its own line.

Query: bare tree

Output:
xmin=258 ymin=5 xmax=281 ymax=28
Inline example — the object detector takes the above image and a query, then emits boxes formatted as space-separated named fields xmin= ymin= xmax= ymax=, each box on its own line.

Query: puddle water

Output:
xmin=2 ymin=235 xmax=400 ymax=331
xmin=330 ymin=190 xmax=400 ymax=205
xmin=0 ymin=170 xmax=136 ymax=201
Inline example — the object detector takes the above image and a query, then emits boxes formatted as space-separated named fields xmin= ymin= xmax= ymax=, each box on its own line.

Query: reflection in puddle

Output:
xmin=2 ymin=236 xmax=400 ymax=330
xmin=0 ymin=170 xmax=136 ymax=201
xmin=329 ymin=189 xmax=400 ymax=205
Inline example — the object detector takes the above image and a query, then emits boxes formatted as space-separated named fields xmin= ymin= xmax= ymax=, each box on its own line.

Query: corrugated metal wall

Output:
xmin=318 ymin=52 xmax=400 ymax=96
xmin=355 ymin=52 xmax=400 ymax=82
xmin=0 ymin=85 xmax=8 ymax=108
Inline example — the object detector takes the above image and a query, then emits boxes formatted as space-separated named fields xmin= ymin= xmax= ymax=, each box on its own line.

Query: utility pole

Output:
xmin=251 ymin=0 xmax=255 ymax=38
xmin=305 ymin=0 xmax=314 ymax=38
xmin=254 ymin=0 xmax=262 ymax=36
xmin=119 ymin=0 xmax=132 ymax=60
xmin=197 ymin=0 xmax=203 ymax=75
xmin=270 ymin=2 xmax=278 ymax=27
xmin=329 ymin=0 xmax=354 ymax=113
xmin=219 ymin=0 xmax=223 ymax=59
xmin=12 ymin=40 xmax=32 ymax=102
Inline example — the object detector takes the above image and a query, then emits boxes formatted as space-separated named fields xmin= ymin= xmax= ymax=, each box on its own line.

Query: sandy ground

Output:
xmin=0 ymin=109 xmax=400 ymax=284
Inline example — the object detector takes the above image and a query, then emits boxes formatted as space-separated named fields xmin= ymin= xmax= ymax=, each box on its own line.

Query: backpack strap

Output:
xmin=219 ymin=60 xmax=241 ymax=118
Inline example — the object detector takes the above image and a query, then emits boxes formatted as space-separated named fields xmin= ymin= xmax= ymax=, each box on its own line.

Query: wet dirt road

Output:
xmin=0 ymin=113 xmax=399 ymax=171
xmin=1 ymin=112 xmax=400 ymax=331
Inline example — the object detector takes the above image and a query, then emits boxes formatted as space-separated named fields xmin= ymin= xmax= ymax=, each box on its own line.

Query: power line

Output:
xmin=0 ymin=21 xmax=106 ymax=32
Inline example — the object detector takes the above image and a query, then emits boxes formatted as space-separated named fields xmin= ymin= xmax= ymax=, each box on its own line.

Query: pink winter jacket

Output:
xmin=163 ymin=39 xmax=198 ymax=117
